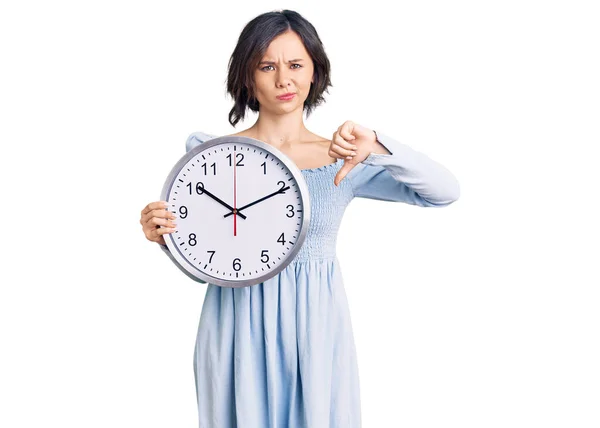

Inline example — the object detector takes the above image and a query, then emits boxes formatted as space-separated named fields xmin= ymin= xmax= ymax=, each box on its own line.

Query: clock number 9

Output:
xmin=186 ymin=182 xmax=205 ymax=195
xmin=233 ymin=258 xmax=241 ymax=271
xmin=179 ymin=206 xmax=187 ymax=219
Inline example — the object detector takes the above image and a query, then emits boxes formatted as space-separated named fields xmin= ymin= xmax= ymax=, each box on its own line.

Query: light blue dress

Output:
xmin=160 ymin=130 xmax=460 ymax=427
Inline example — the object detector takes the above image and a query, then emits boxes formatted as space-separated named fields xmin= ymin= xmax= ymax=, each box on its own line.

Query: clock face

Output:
xmin=161 ymin=136 xmax=310 ymax=288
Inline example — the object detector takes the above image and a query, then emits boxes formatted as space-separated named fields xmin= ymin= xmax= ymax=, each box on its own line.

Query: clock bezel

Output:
xmin=160 ymin=135 xmax=311 ymax=288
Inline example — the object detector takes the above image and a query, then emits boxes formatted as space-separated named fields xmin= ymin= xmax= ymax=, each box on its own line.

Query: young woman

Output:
xmin=140 ymin=9 xmax=460 ymax=428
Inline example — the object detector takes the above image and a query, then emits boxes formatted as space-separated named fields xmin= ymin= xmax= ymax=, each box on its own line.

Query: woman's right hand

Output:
xmin=140 ymin=201 xmax=177 ymax=246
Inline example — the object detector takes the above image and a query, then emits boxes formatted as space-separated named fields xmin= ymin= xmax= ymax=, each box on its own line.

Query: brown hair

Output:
xmin=226 ymin=9 xmax=333 ymax=127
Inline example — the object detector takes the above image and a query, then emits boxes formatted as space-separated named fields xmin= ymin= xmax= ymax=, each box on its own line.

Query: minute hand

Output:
xmin=223 ymin=185 xmax=290 ymax=218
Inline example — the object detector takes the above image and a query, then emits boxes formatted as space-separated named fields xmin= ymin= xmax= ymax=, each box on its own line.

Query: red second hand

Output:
xmin=233 ymin=148 xmax=237 ymax=236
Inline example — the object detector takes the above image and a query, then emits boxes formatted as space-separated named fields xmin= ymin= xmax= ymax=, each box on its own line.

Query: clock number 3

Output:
xmin=286 ymin=205 xmax=295 ymax=218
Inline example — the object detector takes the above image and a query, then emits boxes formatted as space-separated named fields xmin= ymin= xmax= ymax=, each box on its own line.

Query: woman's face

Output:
xmin=252 ymin=30 xmax=314 ymax=113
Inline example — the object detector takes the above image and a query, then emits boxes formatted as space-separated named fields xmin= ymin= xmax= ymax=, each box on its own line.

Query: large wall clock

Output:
xmin=160 ymin=135 xmax=311 ymax=288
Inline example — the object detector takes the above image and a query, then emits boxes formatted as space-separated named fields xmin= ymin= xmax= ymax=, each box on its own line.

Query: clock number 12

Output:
xmin=227 ymin=153 xmax=245 ymax=167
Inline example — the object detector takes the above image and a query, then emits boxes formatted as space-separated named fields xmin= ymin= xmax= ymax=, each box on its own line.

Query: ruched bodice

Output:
xmin=293 ymin=159 xmax=352 ymax=262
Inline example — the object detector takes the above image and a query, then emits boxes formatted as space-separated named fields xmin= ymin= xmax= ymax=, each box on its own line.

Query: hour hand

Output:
xmin=223 ymin=185 xmax=290 ymax=218
xmin=200 ymin=186 xmax=247 ymax=220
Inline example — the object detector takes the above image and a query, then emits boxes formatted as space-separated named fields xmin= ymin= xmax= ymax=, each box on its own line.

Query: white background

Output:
xmin=1 ymin=1 xmax=599 ymax=427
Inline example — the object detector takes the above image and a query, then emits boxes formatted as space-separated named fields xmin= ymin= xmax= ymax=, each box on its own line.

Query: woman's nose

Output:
xmin=276 ymin=69 xmax=292 ymax=87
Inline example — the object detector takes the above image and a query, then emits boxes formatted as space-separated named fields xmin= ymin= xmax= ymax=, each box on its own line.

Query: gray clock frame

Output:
xmin=160 ymin=135 xmax=311 ymax=288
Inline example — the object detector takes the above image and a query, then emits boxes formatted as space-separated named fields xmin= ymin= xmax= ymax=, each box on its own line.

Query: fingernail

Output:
xmin=352 ymin=146 xmax=358 ymax=150
xmin=351 ymin=151 xmax=357 ymax=156
xmin=346 ymin=155 xmax=352 ymax=159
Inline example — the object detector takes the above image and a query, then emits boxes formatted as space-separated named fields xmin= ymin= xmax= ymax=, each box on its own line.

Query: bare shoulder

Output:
xmin=226 ymin=130 xmax=330 ymax=143
xmin=227 ymin=131 xmax=251 ymax=137
xmin=224 ymin=130 xmax=335 ymax=169
xmin=311 ymin=136 xmax=334 ymax=160
xmin=303 ymin=133 xmax=336 ymax=165
xmin=304 ymin=132 xmax=332 ymax=150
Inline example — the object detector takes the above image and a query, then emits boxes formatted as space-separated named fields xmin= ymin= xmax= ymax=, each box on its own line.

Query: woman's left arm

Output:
xmin=331 ymin=121 xmax=461 ymax=207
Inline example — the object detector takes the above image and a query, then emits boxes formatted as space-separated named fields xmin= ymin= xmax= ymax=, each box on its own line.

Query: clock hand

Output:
xmin=233 ymin=147 xmax=238 ymax=236
xmin=223 ymin=185 xmax=290 ymax=218
xmin=199 ymin=185 xmax=248 ymax=220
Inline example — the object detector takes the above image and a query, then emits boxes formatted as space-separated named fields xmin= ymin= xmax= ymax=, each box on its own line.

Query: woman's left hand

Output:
xmin=329 ymin=120 xmax=378 ymax=186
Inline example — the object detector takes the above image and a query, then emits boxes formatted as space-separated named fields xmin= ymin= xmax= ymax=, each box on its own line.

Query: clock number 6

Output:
xmin=233 ymin=258 xmax=241 ymax=271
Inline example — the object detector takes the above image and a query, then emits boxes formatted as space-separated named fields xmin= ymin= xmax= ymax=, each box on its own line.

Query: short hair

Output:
xmin=226 ymin=10 xmax=333 ymax=127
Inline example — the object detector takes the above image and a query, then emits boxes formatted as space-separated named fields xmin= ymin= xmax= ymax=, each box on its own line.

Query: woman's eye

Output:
xmin=261 ymin=64 xmax=301 ymax=71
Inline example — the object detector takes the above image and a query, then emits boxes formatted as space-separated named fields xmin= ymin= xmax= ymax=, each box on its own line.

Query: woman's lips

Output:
xmin=277 ymin=93 xmax=296 ymax=101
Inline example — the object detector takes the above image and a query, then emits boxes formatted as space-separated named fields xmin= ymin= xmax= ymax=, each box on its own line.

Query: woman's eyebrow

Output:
xmin=259 ymin=58 xmax=304 ymax=64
